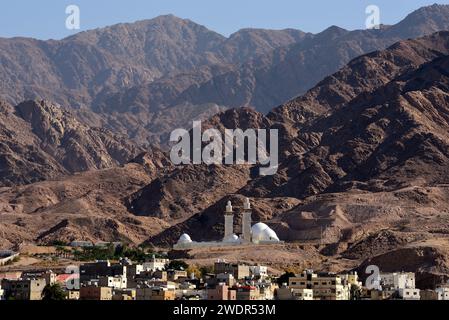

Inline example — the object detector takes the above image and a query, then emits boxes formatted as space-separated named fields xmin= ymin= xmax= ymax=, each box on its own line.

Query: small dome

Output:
xmin=251 ymin=223 xmax=280 ymax=243
xmin=223 ymin=234 xmax=240 ymax=243
xmin=177 ymin=233 xmax=193 ymax=244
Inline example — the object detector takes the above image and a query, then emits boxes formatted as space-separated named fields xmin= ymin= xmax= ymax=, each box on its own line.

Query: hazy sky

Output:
xmin=1 ymin=0 xmax=449 ymax=39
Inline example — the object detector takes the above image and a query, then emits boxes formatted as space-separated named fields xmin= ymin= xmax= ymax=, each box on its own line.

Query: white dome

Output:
xmin=251 ymin=223 xmax=280 ymax=243
xmin=177 ymin=233 xmax=193 ymax=244
xmin=223 ymin=234 xmax=240 ymax=243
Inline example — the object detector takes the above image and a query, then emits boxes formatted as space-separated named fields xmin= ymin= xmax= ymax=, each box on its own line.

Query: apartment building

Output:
xmin=214 ymin=262 xmax=250 ymax=280
xmin=80 ymin=260 xmax=126 ymax=283
xmin=235 ymin=286 xmax=261 ymax=300
xmin=136 ymin=286 xmax=176 ymax=300
xmin=99 ymin=275 xmax=127 ymax=289
xmin=142 ymin=256 xmax=169 ymax=272
xmin=1 ymin=278 xmax=46 ymax=300
xmin=79 ymin=286 xmax=113 ymax=300
xmin=288 ymin=271 xmax=350 ymax=300
xmin=277 ymin=286 xmax=313 ymax=300
xmin=207 ymin=283 xmax=236 ymax=300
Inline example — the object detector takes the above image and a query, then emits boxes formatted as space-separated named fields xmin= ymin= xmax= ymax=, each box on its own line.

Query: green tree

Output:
xmin=167 ymin=260 xmax=189 ymax=271
xmin=42 ymin=283 xmax=67 ymax=301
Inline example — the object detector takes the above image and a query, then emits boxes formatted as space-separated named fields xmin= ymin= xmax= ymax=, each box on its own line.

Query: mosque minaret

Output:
xmin=174 ymin=198 xmax=281 ymax=249
xmin=224 ymin=201 xmax=234 ymax=240
xmin=242 ymin=197 xmax=252 ymax=243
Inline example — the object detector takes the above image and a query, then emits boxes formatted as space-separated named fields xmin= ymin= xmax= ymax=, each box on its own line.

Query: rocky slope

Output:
xmin=3 ymin=5 xmax=449 ymax=146
xmin=134 ymin=32 xmax=449 ymax=278
xmin=0 ymin=99 xmax=141 ymax=186
xmin=0 ymin=15 xmax=306 ymax=108
xmin=0 ymin=163 xmax=170 ymax=249
xmin=91 ymin=4 xmax=449 ymax=144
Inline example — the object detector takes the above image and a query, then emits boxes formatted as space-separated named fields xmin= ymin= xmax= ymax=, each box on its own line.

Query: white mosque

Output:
xmin=174 ymin=198 xmax=281 ymax=250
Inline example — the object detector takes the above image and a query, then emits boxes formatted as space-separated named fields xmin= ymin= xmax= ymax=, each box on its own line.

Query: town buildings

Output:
xmin=370 ymin=272 xmax=420 ymax=300
xmin=288 ymin=270 xmax=354 ymax=300
xmin=2 ymin=249 xmax=449 ymax=301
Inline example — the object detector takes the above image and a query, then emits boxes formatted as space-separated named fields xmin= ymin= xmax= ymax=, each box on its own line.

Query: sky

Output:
xmin=1 ymin=0 xmax=449 ymax=40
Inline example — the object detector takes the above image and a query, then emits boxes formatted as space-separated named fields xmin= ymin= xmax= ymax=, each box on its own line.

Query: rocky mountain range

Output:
xmin=2 ymin=5 xmax=449 ymax=145
xmin=2 ymin=4 xmax=449 ymax=277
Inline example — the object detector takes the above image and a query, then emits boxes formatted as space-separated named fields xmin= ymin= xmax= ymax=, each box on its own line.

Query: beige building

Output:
xmin=99 ymin=276 xmax=127 ymax=289
xmin=207 ymin=284 xmax=236 ymax=300
xmin=113 ymin=289 xmax=136 ymax=300
xmin=80 ymin=286 xmax=113 ymax=300
xmin=235 ymin=286 xmax=261 ymax=300
xmin=136 ymin=287 xmax=176 ymax=300
xmin=277 ymin=287 xmax=313 ymax=300
xmin=214 ymin=262 xmax=250 ymax=280
xmin=67 ymin=290 xmax=80 ymax=300
xmin=289 ymin=272 xmax=350 ymax=300
xmin=167 ymin=270 xmax=188 ymax=281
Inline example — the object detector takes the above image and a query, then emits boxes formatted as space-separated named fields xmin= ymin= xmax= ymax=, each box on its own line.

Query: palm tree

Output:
xmin=42 ymin=283 xmax=67 ymax=301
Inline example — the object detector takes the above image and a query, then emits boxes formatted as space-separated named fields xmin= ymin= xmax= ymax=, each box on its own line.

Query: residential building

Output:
xmin=218 ymin=273 xmax=236 ymax=287
xmin=258 ymin=282 xmax=277 ymax=300
xmin=235 ymin=286 xmax=260 ymax=300
xmin=249 ymin=265 xmax=268 ymax=279
xmin=99 ymin=276 xmax=127 ymax=289
xmin=398 ymin=288 xmax=420 ymax=300
xmin=136 ymin=286 xmax=176 ymax=300
xmin=370 ymin=289 xmax=395 ymax=300
xmin=113 ymin=289 xmax=136 ymax=300
xmin=152 ymin=270 xmax=168 ymax=281
xmin=436 ymin=286 xmax=449 ymax=300
xmin=175 ymin=288 xmax=206 ymax=300
xmin=420 ymin=290 xmax=439 ymax=300
xmin=167 ymin=270 xmax=188 ymax=281
xmin=380 ymin=272 xmax=415 ymax=290
xmin=79 ymin=286 xmax=113 ymax=300
xmin=207 ymin=284 xmax=236 ymax=300
xmin=67 ymin=290 xmax=80 ymax=300
xmin=1 ymin=278 xmax=46 ymax=300
xmin=143 ymin=256 xmax=169 ymax=272
xmin=288 ymin=271 xmax=350 ymax=300
xmin=277 ymin=286 xmax=313 ymax=300
xmin=80 ymin=260 xmax=126 ymax=283
xmin=214 ymin=261 xmax=250 ymax=280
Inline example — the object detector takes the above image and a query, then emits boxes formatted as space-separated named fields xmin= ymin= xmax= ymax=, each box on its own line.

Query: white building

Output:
xmin=436 ymin=286 xmax=449 ymax=300
xmin=250 ymin=266 xmax=268 ymax=278
xmin=143 ymin=256 xmax=169 ymax=272
xmin=380 ymin=272 xmax=415 ymax=290
xmin=174 ymin=198 xmax=282 ymax=249
xmin=398 ymin=288 xmax=420 ymax=300
xmin=99 ymin=276 xmax=127 ymax=289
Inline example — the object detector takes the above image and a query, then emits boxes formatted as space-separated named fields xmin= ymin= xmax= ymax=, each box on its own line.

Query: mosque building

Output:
xmin=174 ymin=198 xmax=281 ymax=249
